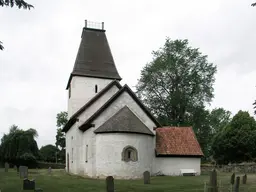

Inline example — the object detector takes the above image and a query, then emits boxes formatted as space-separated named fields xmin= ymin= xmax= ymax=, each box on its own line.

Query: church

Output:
xmin=62 ymin=21 xmax=203 ymax=179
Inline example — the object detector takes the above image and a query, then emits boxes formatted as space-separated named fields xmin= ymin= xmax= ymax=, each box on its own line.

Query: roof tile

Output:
xmin=155 ymin=127 xmax=203 ymax=156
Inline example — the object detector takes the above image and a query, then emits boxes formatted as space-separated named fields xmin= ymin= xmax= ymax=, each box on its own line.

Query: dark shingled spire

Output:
xmin=66 ymin=20 xmax=122 ymax=89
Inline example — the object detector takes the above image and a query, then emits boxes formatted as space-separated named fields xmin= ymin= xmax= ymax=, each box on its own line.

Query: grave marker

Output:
xmin=48 ymin=167 xmax=52 ymax=175
xmin=19 ymin=166 xmax=28 ymax=178
xmin=143 ymin=171 xmax=150 ymax=184
xmin=4 ymin=162 xmax=9 ymax=172
xmin=208 ymin=169 xmax=218 ymax=192
xmin=234 ymin=176 xmax=240 ymax=192
xmin=23 ymin=178 xmax=35 ymax=190
xmin=242 ymin=174 xmax=247 ymax=184
xmin=106 ymin=176 xmax=114 ymax=192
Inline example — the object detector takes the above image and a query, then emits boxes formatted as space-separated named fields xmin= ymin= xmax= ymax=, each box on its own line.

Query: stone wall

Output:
xmin=201 ymin=163 xmax=256 ymax=173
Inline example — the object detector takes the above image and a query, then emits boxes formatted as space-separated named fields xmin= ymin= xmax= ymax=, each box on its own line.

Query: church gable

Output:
xmin=94 ymin=106 xmax=154 ymax=136
xmin=62 ymin=80 xmax=122 ymax=133
xmin=79 ymin=84 xmax=161 ymax=133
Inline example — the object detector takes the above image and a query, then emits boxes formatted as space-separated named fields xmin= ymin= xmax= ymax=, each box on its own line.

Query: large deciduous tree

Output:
xmin=39 ymin=144 xmax=58 ymax=163
xmin=212 ymin=110 xmax=256 ymax=164
xmin=136 ymin=38 xmax=217 ymax=126
xmin=0 ymin=125 xmax=39 ymax=167
xmin=55 ymin=111 xmax=68 ymax=163
xmin=0 ymin=0 xmax=33 ymax=50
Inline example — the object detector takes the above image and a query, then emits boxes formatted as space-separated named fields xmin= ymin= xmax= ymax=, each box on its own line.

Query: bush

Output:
xmin=37 ymin=161 xmax=65 ymax=169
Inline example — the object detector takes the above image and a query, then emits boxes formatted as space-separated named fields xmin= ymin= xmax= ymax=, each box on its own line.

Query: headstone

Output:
xmin=106 ymin=176 xmax=114 ymax=192
xmin=208 ymin=169 xmax=218 ymax=192
xmin=234 ymin=176 xmax=240 ymax=192
xmin=242 ymin=174 xmax=247 ymax=184
xmin=19 ymin=166 xmax=28 ymax=178
xmin=48 ymin=167 xmax=52 ymax=175
xmin=231 ymin=173 xmax=235 ymax=185
xmin=143 ymin=171 xmax=150 ymax=184
xmin=14 ymin=165 xmax=17 ymax=171
xmin=23 ymin=178 xmax=35 ymax=190
xmin=4 ymin=162 xmax=9 ymax=172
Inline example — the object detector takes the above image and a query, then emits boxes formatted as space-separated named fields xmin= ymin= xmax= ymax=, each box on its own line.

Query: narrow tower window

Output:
xmin=95 ymin=85 xmax=98 ymax=93
xmin=71 ymin=148 xmax=74 ymax=163
xmin=69 ymin=87 xmax=71 ymax=98
xmin=85 ymin=145 xmax=88 ymax=163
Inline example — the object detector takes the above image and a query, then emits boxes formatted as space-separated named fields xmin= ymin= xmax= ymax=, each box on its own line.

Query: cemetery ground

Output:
xmin=1 ymin=169 xmax=256 ymax=192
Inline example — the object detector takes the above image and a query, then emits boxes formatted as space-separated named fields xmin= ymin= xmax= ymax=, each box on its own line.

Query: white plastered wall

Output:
xmin=153 ymin=157 xmax=201 ymax=176
xmin=68 ymin=76 xmax=113 ymax=118
xmin=91 ymin=91 xmax=157 ymax=178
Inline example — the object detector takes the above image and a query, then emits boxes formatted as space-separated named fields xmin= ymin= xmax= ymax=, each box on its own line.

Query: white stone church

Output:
xmin=62 ymin=21 xmax=203 ymax=179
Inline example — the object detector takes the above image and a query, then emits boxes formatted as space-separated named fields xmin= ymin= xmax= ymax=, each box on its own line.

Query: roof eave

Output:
xmin=66 ymin=73 xmax=122 ymax=90
xmin=155 ymin=154 xmax=204 ymax=158
xmin=94 ymin=131 xmax=155 ymax=136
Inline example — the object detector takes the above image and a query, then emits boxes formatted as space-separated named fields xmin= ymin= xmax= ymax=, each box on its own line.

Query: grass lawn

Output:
xmin=1 ymin=169 xmax=256 ymax=192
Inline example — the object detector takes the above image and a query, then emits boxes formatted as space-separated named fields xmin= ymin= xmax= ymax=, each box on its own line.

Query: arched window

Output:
xmin=122 ymin=146 xmax=138 ymax=162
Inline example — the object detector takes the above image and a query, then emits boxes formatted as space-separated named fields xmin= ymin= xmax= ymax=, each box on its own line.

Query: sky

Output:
xmin=0 ymin=0 xmax=256 ymax=148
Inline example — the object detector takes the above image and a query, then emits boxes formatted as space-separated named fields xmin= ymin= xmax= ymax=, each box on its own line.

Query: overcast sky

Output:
xmin=1 ymin=0 xmax=256 ymax=148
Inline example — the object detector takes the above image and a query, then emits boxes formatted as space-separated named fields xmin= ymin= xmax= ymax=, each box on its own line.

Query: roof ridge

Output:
xmin=62 ymin=80 xmax=122 ymax=132
xmin=79 ymin=84 xmax=161 ymax=132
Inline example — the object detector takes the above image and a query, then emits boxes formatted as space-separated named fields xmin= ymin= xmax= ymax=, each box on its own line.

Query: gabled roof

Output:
xmin=155 ymin=127 xmax=204 ymax=157
xmin=62 ymin=80 xmax=122 ymax=133
xmin=94 ymin=106 xmax=154 ymax=136
xmin=66 ymin=27 xmax=122 ymax=89
xmin=79 ymin=84 xmax=161 ymax=132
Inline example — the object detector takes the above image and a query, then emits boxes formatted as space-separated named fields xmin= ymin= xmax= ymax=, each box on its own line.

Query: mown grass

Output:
xmin=1 ymin=169 xmax=256 ymax=192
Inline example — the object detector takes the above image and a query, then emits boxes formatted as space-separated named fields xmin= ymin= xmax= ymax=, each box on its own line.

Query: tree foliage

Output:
xmin=136 ymin=38 xmax=217 ymax=126
xmin=0 ymin=125 xmax=39 ymax=166
xmin=253 ymin=100 xmax=256 ymax=115
xmin=252 ymin=3 xmax=256 ymax=7
xmin=39 ymin=144 xmax=58 ymax=163
xmin=55 ymin=111 xmax=68 ymax=163
xmin=136 ymin=38 xmax=219 ymax=159
xmin=0 ymin=0 xmax=33 ymax=50
xmin=212 ymin=111 xmax=256 ymax=164
xmin=0 ymin=0 xmax=33 ymax=9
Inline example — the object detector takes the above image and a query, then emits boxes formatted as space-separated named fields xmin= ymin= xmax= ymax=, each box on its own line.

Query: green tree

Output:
xmin=209 ymin=108 xmax=231 ymax=134
xmin=136 ymin=38 xmax=217 ymax=126
xmin=39 ymin=144 xmax=58 ymax=162
xmin=0 ymin=125 xmax=39 ymax=167
xmin=253 ymin=100 xmax=256 ymax=115
xmin=212 ymin=111 xmax=256 ymax=164
xmin=0 ymin=0 xmax=33 ymax=50
xmin=56 ymin=111 xmax=68 ymax=163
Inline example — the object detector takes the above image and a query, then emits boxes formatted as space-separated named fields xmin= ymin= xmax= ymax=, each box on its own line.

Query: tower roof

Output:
xmin=66 ymin=21 xmax=122 ymax=89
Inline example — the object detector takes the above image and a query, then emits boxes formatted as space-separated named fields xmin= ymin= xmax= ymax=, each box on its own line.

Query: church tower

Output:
xmin=66 ymin=21 xmax=122 ymax=118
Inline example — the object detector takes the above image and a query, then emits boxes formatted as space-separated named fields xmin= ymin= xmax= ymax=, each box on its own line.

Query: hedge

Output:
xmin=37 ymin=161 xmax=65 ymax=169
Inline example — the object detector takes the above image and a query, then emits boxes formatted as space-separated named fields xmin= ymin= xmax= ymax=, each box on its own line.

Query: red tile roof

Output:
xmin=155 ymin=127 xmax=204 ymax=156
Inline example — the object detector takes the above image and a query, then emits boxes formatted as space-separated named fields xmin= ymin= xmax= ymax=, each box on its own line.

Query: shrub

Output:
xmin=37 ymin=161 xmax=65 ymax=169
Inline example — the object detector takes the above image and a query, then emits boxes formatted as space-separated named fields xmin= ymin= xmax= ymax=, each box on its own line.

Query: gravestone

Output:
xmin=143 ymin=171 xmax=150 ymax=184
xmin=14 ymin=165 xmax=17 ymax=171
xmin=23 ymin=178 xmax=35 ymax=190
xmin=234 ymin=176 xmax=240 ymax=192
xmin=4 ymin=162 xmax=9 ymax=172
xmin=106 ymin=176 xmax=114 ymax=192
xmin=242 ymin=174 xmax=247 ymax=184
xmin=48 ymin=167 xmax=52 ymax=175
xmin=231 ymin=173 xmax=235 ymax=185
xmin=19 ymin=166 xmax=28 ymax=178
xmin=208 ymin=169 xmax=218 ymax=192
